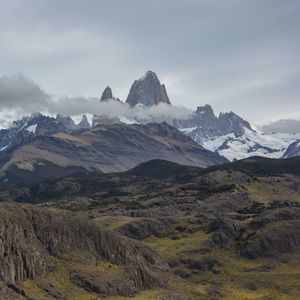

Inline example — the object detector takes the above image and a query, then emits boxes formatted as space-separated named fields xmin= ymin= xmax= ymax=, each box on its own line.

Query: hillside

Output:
xmin=2 ymin=157 xmax=300 ymax=299
xmin=0 ymin=121 xmax=226 ymax=187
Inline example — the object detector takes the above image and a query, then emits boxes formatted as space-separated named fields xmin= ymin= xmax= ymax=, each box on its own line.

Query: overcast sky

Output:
xmin=0 ymin=0 xmax=300 ymax=126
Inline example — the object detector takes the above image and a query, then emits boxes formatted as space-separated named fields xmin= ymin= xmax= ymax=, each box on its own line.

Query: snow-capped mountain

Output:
xmin=0 ymin=113 xmax=92 ymax=152
xmin=0 ymin=113 xmax=42 ymax=151
xmin=1 ymin=70 xmax=299 ymax=162
xmin=178 ymin=105 xmax=300 ymax=161
xmin=283 ymin=140 xmax=300 ymax=158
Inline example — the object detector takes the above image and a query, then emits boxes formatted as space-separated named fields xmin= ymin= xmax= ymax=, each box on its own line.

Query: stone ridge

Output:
xmin=0 ymin=203 xmax=168 ymax=298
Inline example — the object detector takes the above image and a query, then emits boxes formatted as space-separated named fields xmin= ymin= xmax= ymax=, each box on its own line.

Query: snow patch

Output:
xmin=0 ymin=145 xmax=8 ymax=152
xmin=26 ymin=124 xmax=37 ymax=134
xmin=118 ymin=116 xmax=139 ymax=125
xmin=180 ymin=127 xmax=198 ymax=134
xmin=185 ymin=126 xmax=300 ymax=161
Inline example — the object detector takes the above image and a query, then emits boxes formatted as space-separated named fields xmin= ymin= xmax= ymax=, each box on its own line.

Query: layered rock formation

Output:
xmin=0 ymin=203 xmax=169 ymax=299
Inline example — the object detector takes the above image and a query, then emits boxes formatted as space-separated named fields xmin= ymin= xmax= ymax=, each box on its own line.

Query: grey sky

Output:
xmin=0 ymin=0 xmax=300 ymax=125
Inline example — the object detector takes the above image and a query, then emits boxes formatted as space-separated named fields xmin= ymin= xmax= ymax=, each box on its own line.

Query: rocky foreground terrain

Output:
xmin=0 ymin=157 xmax=300 ymax=299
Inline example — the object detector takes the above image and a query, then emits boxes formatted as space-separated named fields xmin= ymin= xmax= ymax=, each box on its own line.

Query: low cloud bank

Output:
xmin=0 ymin=73 xmax=193 ymax=128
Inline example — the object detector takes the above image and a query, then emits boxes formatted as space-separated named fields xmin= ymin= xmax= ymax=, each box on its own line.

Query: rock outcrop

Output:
xmin=240 ymin=221 xmax=300 ymax=259
xmin=0 ymin=203 xmax=168 ymax=299
xmin=100 ymin=86 xmax=120 ymax=102
xmin=126 ymin=71 xmax=171 ymax=107
xmin=100 ymin=86 xmax=113 ymax=101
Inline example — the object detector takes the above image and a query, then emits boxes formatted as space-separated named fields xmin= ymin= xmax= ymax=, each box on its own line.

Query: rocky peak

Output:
xmin=126 ymin=71 xmax=171 ymax=107
xmin=195 ymin=105 xmax=218 ymax=128
xmin=196 ymin=104 xmax=215 ymax=116
xmin=100 ymin=86 xmax=113 ymax=101
xmin=100 ymin=86 xmax=120 ymax=102
xmin=78 ymin=115 xmax=91 ymax=129
xmin=218 ymin=111 xmax=253 ymax=136
xmin=56 ymin=114 xmax=77 ymax=131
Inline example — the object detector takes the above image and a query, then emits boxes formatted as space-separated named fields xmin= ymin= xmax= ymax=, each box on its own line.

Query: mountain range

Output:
xmin=93 ymin=71 xmax=300 ymax=161
xmin=0 ymin=70 xmax=300 ymax=299
xmin=0 ymin=112 xmax=226 ymax=187
xmin=0 ymin=70 xmax=299 ymax=186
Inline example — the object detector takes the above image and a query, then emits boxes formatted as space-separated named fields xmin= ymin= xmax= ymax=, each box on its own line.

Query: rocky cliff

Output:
xmin=0 ymin=203 xmax=169 ymax=299
xmin=126 ymin=71 xmax=171 ymax=107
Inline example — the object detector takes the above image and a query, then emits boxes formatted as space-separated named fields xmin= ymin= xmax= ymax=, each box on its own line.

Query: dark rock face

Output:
xmin=240 ymin=221 xmax=300 ymax=259
xmin=56 ymin=114 xmax=77 ymax=131
xmin=283 ymin=140 xmax=300 ymax=158
xmin=179 ymin=105 xmax=254 ymax=139
xmin=35 ymin=115 xmax=67 ymax=136
xmin=100 ymin=86 xmax=113 ymax=101
xmin=0 ymin=203 xmax=168 ymax=298
xmin=126 ymin=71 xmax=171 ymax=107
xmin=100 ymin=86 xmax=120 ymax=102
xmin=218 ymin=111 xmax=252 ymax=137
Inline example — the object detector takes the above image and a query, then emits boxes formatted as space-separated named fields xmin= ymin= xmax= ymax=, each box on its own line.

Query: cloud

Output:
xmin=45 ymin=97 xmax=194 ymax=124
xmin=261 ymin=119 xmax=300 ymax=134
xmin=0 ymin=73 xmax=50 ymax=112
xmin=0 ymin=1 xmax=299 ymax=124
xmin=0 ymin=73 xmax=193 ymax=128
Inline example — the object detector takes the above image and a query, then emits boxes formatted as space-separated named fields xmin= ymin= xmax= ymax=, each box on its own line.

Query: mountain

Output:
xmin=0 ymin=113 xmax=68 ymax=152
xmin=101 ymin=86 xmax=113 ymax=100
xmin=126 ymin=71 xmax=171 ymax=107
xmin=178 ymin=105 xmax=300 ymax=161
xmin=100 ymin=86 xmax=120 ymax=102
xmin=4 ymin=157 xmax=300 ymax=299
xmin=77 ymin=114 xmax=91 ymax=129
xmin=0 ymin=116 xmax=226 ymax=187
xmin=283 ymin=140 xmax=300 ymax=158
xmin=177 ymin=104 xmax=253 ymax=138
xmin=56 ymin=114 xmax=77 ymax=131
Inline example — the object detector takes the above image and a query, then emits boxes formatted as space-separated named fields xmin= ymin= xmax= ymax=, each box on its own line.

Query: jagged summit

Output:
xmin=56 ymin=114 xmax=77 ymax=130
xmin=193 ymin=105 xmax=253 ymax=137
xmin=100 ymin=86 xmax=113 ymax=101
xmin=138 ymin=70 xmax=158 ymax=81
xmin=100 ymin=86 xmax=120 ymax=102
xmin=78 ymin=115 xmax=91 ymax=129
xmin=126 ymin=70 xmax=171 ymax=107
